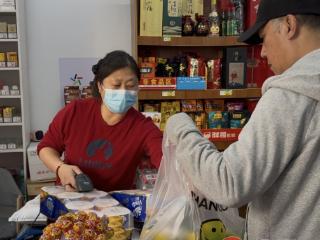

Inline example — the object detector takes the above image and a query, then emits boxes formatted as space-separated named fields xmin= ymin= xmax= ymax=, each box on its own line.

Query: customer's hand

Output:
xmin=57 ymin=164 xmax=82 ymax=191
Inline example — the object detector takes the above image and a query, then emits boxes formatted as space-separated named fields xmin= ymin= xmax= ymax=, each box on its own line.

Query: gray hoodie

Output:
xmin=166 ymin=48 xmax=320 ymax=240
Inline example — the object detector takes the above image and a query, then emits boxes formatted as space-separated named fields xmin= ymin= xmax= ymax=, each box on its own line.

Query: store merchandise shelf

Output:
xmin=0 ymin=67 xmax=19 ymax=71
xmin=0 ymin=148 xmax=23 ymax=153
xmin=0 ymin=95 xmax=21 ymax=98
xmin=137 ymin=36 xmax=246 ymax=47
xmin=138 ymin=88 xmax=261 ymax=100
xmin=0 ymin=39 xmax=18 ymax=42
xmin=0 ymin=123 xmax=22 ymax=126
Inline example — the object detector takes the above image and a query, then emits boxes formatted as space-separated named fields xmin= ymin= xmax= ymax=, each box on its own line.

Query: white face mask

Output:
xmin=102 ymin=88 xmax=137 ymax=113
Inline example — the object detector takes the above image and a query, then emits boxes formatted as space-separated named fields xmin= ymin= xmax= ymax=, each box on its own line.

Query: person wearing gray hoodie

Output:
xmin=165 ymin=0 xmax=320 ymax=239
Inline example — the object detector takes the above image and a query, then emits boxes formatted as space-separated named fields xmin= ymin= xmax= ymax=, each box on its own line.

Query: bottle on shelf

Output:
xmin=232 ymin=0 xmax=245 ymax=34
xmin=227 ymin=7 xmax=238 ymax=36
xmin=208 ymin=0 xmax=220 ymax=37
xmin=220 ymin=9 xmax=228 ymax=36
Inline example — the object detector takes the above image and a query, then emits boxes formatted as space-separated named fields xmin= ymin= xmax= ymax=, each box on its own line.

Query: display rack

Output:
xmin=131 ymin=1 xmax=262 ymax=151
xmin=0 ymin=0 xmax=29 ymax=194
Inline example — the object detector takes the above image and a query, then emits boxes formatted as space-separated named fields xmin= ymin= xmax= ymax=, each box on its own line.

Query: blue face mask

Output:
xmin=103 ymin=89 xmax=137 ymax=113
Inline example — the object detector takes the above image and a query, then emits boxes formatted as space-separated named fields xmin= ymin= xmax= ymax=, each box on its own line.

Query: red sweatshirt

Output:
xmin=37 ymin=98 xmax=162 ymax=192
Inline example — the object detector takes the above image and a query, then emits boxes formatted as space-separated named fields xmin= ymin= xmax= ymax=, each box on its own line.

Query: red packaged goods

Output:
xmin=207 ymin=58 xmax=222 ymax=89
xmin=188 ymin=57 xmax=206 ymax=77
xmin=139 ymin=77 xmax=176 ymax=90
xmin=140 ymin=62 xmax=156 ymax=78
xmin=246 ymin=0 xmax=260 ymax=30
xmin=247 ymin=45 xmax=274 ymax=88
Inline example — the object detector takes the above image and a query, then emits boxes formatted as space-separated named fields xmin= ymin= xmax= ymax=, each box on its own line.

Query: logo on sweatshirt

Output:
xmin=78 ymin=139 xmax=113 ymax=169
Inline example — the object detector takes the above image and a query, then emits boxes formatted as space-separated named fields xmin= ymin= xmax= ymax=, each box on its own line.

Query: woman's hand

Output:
xmin=57 ymin=164 xmax=82 ymax=191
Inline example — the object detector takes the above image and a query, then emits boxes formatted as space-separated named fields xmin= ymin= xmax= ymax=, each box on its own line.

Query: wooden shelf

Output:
xmin=0 ymin=123 xmax=22 ymax=126
xmin=0 ymin=39 xmax=18 ymax=42
xmin=0 ymin=148 xmax=23 ymax=153
xmin=0 ymin=95 xmax=21 ymax=98
xmin=138 ymin=88 xmax=261 ymax=100
xmin=137 ymin=36 xmax=246 ymax=47
xmin=0 ymin=67 xmax=19 ymax=71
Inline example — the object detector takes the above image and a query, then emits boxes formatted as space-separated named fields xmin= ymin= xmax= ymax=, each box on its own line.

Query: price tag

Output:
xmin=163 ymin=37 xmax=171 ymax=42
xmin=219 ymin=90 xmax=233 ymax=96
xmin=162 ymin=90 xmax=175 ymax=97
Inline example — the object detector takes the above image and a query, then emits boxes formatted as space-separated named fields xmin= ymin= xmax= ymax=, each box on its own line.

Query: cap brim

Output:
xmin=238 ymin=21 xmax=267 ymax=45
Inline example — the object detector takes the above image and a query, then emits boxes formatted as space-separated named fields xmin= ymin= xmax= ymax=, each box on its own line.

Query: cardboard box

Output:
xmin=139 ymin=62 xmax=156 ymax=78
xmin=246 ymin=0 xmax=260 ymax=30
xmin=26 ymin=179 xmax=56 ymax=196
xmin=223 ymin=47 xmax=247 ymax=89
xmin=27 ymin=142 xmax=55 ymax=181
xmin=0 ymin=0 xmax=15 ymax=11
xmin=0 ymin=22 xmax=7 ymax=38
xmin=181 ymin=0 xmax=203 ymax=20
xmin=176 ymin=76 xmax=206 ymax=90
xmin=140 ymin=0 xmax=163 ymax=36
xmin=163 ymin=0 xmax=182 ymax=37
xmin=6 ymin=51 xmax=18 ymax=67
xmin=246 ymin=45 xmax=274 ymax=88
xmin=7 ymin=23 xmax=17 ymax=39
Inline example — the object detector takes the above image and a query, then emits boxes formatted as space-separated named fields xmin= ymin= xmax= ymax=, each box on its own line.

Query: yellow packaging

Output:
xmin=6 ymin=51 xmax=18 ymax=67
xmin=140 ymin=0 xmax=163 ymax=36
xmin=7 ymin=24 xmax=17 ymax=38
xmin=182 ymin=0 xmax=203 ymax=20
xmin=0 ymin=52 xmax=5 ymax=62
xmin=3 ymin=106 xmax=13 ymax=122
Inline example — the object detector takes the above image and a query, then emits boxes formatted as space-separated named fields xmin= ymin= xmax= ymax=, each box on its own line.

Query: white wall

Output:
xmin=26 ymin=0 xmax=131 ymax=131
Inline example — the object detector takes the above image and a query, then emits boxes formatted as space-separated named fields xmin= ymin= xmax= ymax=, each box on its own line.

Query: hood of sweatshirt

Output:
xmin=262 ymin=48 xmax=320 ymax=102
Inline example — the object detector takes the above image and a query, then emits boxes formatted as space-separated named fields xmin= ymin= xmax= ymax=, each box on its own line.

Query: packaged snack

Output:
xmin=207 ymin=58 xmax=222 ymax=89
xmin=196 ymin=100 xmax=204 ymax=112
xmin=101 ymin=206 xmax=133 ymax=229
xmin=111 ymin=190 xmax=151 ymax=223
xmin=181 ymin=100 xmax=197 ymax=112
xmin=204 ymin=100 xmax=225 ymax=112
xmin=208 ymin=111 xmax=229 ymax=129
xmin=226 ymin=102 xmax=245 ymax=111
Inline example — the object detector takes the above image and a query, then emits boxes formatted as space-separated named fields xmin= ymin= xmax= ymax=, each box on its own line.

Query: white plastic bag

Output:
xmin=141 ymin=134 xmax=244 ymax=240
xmin=141 ymin=134 xmax=201 ymax=240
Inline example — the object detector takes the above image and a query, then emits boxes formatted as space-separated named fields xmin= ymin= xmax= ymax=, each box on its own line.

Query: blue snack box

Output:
xmin=110 ymin=190 xmax=151 ymax=223
xmin=177 ymin=77 xmax=206 ymax=90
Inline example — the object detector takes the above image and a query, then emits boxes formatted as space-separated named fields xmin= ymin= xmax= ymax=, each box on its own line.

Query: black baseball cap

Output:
xmin=239 ymin=0 xmax=320 ymax=44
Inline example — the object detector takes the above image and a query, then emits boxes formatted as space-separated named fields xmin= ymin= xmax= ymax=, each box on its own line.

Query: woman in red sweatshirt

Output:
xmin=37 ymin=50 xmax=162 ymax=192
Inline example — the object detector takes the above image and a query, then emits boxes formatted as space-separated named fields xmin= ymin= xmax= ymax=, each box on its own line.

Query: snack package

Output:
xmin=110 ymin=189 xmax=151 ymax=224
xmin=208 ymin=111 xmax=229 ymax=129
xmin=136 ymin=168 xmax=158 ymax=190
xmin=207 ymin=58 xmax=222 ymax=89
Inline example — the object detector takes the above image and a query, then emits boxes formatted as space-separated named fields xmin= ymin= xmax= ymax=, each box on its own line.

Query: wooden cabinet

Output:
xmin=131 ymin=1 xmax=261 ymax=150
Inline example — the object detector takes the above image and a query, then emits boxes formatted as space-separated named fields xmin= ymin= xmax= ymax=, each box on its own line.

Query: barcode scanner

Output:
xmin=75 ymin=173 xmax=94 ymax=192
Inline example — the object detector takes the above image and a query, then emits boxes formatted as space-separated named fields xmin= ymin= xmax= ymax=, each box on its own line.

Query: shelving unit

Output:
xmin=131 ymin=1 xmax=261 ymax=151
xmin=137 ymin=36 xmax=246 ymax=47
xmin=0 ymin=0 xmax=29 ymax=194
xmin=139 ymin=88 xmax=261 ymax=100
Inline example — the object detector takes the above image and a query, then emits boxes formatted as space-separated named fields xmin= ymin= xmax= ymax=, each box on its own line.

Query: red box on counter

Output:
xmin=246 ymin=0 xmax=260 ymax=30
xmin=139 ymin=77 xmax=176 ymax=90
xmin=201 ymin=128 xmax=242 ymax=142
